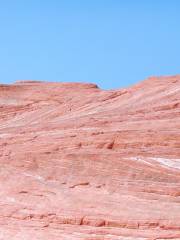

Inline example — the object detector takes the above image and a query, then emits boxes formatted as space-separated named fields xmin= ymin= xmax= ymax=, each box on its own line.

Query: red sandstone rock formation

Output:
xmin=0 ymin=76 xmax=180 ymax=239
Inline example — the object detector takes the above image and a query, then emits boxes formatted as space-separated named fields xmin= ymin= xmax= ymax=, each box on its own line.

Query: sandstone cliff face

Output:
xmin=0 ymin=76 xmax=180 ymax=239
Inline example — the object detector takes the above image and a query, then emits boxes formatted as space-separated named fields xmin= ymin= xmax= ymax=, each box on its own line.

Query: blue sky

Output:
xmin=0 ymin=1 xmax=180 ymax=89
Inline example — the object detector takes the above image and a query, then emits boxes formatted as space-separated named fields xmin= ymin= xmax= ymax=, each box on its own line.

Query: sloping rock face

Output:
xmin=0 ymin=76 xmax=180 ymax=240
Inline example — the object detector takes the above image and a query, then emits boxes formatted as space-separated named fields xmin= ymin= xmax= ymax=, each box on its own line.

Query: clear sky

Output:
xmin=0 ymin=1 xmax=180 ymax=89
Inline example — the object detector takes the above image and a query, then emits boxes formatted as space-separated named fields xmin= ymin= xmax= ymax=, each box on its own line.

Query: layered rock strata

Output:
xmin=0 ymin=76 xmax=180 ymax=239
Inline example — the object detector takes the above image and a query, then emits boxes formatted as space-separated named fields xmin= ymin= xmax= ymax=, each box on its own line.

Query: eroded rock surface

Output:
xmin=0 ymin=76 xmax=180 ymax=239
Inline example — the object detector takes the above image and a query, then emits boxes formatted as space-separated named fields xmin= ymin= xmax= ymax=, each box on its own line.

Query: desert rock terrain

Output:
xmin=0 ymin=76 xmax=180 ymax=239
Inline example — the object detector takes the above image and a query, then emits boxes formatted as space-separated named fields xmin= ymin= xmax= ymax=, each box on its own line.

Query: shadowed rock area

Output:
xmin=0 ymin=76 xmax=180 ymax=239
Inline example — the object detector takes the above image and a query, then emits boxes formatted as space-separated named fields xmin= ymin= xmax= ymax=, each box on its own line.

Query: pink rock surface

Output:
xmin=0 ymin=76 xmax=180 ymax=239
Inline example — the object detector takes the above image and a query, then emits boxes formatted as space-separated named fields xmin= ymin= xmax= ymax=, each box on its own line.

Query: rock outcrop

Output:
xmin=0 ymin=76 xmax=180 ymax=239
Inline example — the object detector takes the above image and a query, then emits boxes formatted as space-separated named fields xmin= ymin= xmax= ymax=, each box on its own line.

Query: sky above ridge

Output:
xmin=0 ymin=0 xmax=180 ymax=89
